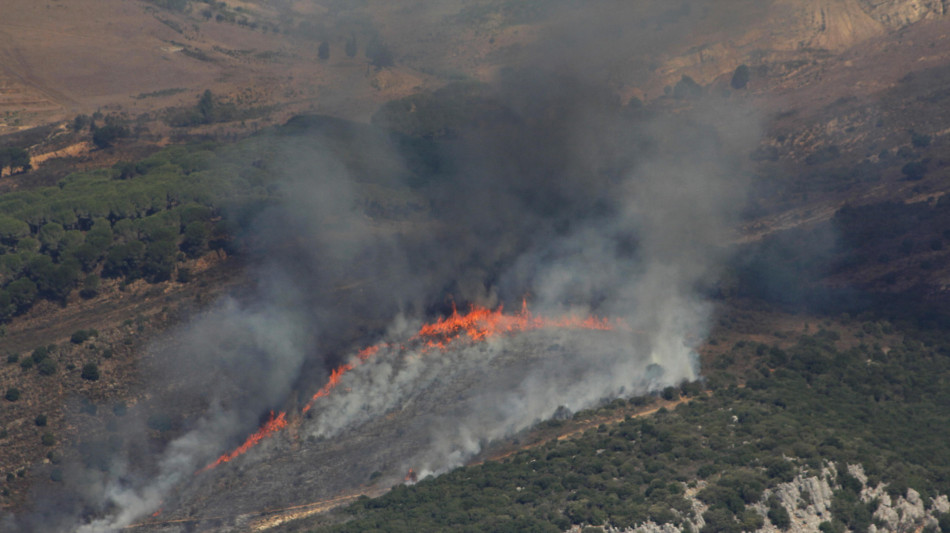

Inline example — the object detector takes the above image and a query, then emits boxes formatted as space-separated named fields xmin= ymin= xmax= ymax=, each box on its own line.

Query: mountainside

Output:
xmin=3 ymin=2 xmax=950 ymax=532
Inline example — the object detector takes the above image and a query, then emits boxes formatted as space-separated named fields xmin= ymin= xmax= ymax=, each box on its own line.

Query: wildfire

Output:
xmin=405 ymin=468 xmax=417 ymax=483
xmin=302 ymin=364 xmax=354 ymax=413
xmin=196 ymin=411 xmax=288 ymax=474
xmin=415 ymin=300 xmax=613 ymax=348
xmin=197 ymin=301 xmax=618 ymax=475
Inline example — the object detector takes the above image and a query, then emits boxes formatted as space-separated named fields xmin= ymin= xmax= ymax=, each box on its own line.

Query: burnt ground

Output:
xmin=107 ymin=329 xmax=673 ymax=533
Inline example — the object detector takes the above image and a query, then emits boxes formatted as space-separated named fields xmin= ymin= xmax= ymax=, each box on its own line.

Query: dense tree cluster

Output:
xmin=0 ymin=140 xmax=279 ymax=322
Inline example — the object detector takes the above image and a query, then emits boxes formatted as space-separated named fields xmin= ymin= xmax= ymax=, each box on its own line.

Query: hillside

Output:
xmin=3 ymin=1 xmax=950 ymax=532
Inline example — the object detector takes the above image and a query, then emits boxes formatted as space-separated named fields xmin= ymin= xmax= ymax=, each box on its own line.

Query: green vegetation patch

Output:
xmin=0 ymin=137 xmax=286 ymax=322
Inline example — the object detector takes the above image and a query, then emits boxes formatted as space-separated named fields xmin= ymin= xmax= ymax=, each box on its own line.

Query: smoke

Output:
xmin=8 ymin=4 xmax=763 ymax=531
xmin=301 ymin=91 xmax=759 ymax=477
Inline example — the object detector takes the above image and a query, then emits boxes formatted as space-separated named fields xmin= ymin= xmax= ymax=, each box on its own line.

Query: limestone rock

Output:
xmin=856 ymin=0 xmax=947 ymax=28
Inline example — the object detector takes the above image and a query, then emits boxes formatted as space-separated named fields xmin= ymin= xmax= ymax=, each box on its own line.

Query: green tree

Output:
xmin=318 ymin=40 xmax=330 ymax=60
xmin=181 ymin=221 xmax=209 ymax=258
xmin=5 ymin=278 xmax=37 ymax=314
xmin=38 ymin=223 xmax=66 ymax=253
xmin=25 ymin=255 xmax=79 ymax=303
xmin=103 ymin=241 xmax=145 ymax=279
xmin=0 ymin=215 xmax=30 ymax=245
xmin=143 ymin=239 xmax=178 ymax=282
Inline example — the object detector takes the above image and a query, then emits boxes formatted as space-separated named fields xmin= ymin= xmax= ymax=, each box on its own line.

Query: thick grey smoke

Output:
xmin=301 ymin=94 xmax=759 ymax=478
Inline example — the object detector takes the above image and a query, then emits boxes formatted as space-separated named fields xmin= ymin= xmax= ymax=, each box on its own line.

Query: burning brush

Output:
xmin=196 ymin=301 xmax=621 ymax=474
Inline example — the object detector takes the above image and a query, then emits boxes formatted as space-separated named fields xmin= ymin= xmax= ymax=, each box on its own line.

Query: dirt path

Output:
xmin=472 ymin=395 xmax=696 ymax=466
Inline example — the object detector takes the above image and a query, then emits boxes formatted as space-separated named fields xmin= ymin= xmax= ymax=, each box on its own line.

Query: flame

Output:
xmin=405 ymin=468 xmax=417 ymax=483
xmin=356 ymin=345 xmax=380 ymax=360
xmin=415 ymin=301 xmax=613 ymax=346
xmin=197 ymin=301 xmax=618 ymax=475
xmin=196 ymin=411 xmax=288 ymax=474
xmin=302 ymin=363 xmax=355 ymax=413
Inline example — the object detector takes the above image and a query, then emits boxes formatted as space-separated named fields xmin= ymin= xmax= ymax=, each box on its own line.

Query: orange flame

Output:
xmin=405 ymin=468 xmax=417 ymax=483
xmin=196 ymin=411 xmax=288 ymax=474
xmin=197 ymin=301 xmax=618 ymax=475
xmin=302 ymin=363 xmax=355 ymax=413
xmin=415 ymin=301 xmax=613 ymax=346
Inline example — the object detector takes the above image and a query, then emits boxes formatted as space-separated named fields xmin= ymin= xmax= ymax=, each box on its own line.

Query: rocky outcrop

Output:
xmin=856 ymin=0 xmax=947 ymax=28
xmin=752 ymin=465 xmax=839 ymax=532
xmin=569 ymin=463 xmax=950 ymax=533
xmin=769 ymin=0 xmax=886 ymax=51
xmin=652 ymin=0 xmax=948 ymax=92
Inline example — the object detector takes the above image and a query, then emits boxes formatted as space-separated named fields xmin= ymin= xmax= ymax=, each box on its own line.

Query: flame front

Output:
xmin=197 ymin=302 xmax=618 ymax=475
xmin=416 ymin=300 xmax=613 ymax=348
xmin=196 ymin=411 xmax=288 ymax=474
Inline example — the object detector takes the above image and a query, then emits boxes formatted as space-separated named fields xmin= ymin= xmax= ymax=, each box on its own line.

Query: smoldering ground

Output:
xmin=5 ymin=13 xmax=763 ymax=533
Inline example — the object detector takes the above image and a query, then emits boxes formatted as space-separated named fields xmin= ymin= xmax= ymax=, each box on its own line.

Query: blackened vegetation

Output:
xmin=322 ymin=328 xmax=950 ymax=532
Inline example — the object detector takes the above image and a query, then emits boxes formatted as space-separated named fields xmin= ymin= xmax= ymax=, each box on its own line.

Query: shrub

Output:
xmin=4 ymin=388 xmax=20 ymax=402
xmin=35 ymin=414 xmax=47 ymax=427
xmin=81 ymin=362 xmax=100 ymax=381
xmin=31 ymin=345 xmax=50 ymax=362
xmin=70 ymin=329 xmax=93 ymax=344
xmin=768 ymin=496 xmax=791 ymax=529
xmin=37 ymin=359 xmax=56 ymax=376
xmin=41 ymin=432 xmax=56 ymax=446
